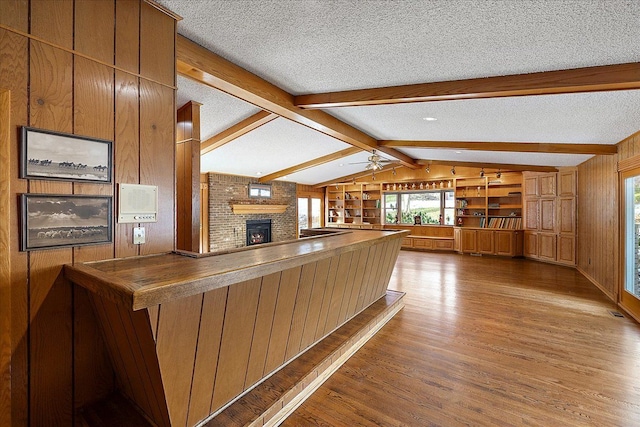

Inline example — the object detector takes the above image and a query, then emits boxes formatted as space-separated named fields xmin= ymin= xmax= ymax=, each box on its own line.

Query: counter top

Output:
xmin=64 ymin=229 xmax=408 ymax=311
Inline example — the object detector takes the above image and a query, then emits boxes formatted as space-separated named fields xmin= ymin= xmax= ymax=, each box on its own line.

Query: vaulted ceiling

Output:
xmin=158 ymin=0 xmax=640 ymax=186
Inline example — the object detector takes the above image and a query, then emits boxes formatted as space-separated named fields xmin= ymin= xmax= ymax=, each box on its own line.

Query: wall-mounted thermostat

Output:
xmin=118 ymin=183 xmax=158 ymax=223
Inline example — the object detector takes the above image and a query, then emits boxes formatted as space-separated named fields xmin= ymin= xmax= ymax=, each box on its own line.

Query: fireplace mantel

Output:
xmin=231 ymin=204 xmax=288 ymax=214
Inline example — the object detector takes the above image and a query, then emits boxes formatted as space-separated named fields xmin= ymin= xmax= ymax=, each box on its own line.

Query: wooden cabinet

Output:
xmin=523 ymin=169 xmax=576 ymax=266
xmin=455 ymin=228 xmax=523 ymax=257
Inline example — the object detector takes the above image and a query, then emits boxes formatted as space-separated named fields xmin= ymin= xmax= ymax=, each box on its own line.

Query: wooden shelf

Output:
xmin=231 ymin=204 xmax=288 ymax=214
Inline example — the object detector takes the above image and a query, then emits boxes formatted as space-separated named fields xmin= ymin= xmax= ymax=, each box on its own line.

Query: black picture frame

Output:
xmin=20 ymin=126 xmax=112 ymax=183
xmin=20 ymin=194 xmax=113 ymax=251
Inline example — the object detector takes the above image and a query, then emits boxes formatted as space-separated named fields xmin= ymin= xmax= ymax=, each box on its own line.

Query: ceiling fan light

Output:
xmin=451 ymin=166 xmax=456 ymax=175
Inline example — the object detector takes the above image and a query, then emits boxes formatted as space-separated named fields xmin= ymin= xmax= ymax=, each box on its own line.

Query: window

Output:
xmin=384 ymin=190 xmax=454 ymax=225
xmin=298 ymin=196 xmax=322 ymax=234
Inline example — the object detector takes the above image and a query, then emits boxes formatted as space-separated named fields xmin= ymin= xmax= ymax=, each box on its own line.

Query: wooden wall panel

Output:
xmin=74 ymin=0 xmax=114 ymax=64
xmin=244 ymin=272 xmax=280 ymax=388
xmin=264 ymin=266 xmax=302 ymax=374
xmin=0 ymin=0 xmax=28 ymax=30
xmin=140 ymin=79 xmax=175 ymax=254
xmin=344 ymin=247 xmax=370 ymax=320
xmin=187 ymin=286 xmax=228 ymax=427
xmin=0 ymin=26 xmax=29 ymax=426
xmin=212 ymin=278 xmax=261 ymax=411
xmin=114 ymin=71 xmax=140 ymax=258
xmin=285 ymin=262 xmax=317 ymax=360
xmin=30 ymin=0 xmax=73 ymax=48
xmin=577 ymin=155 xmax=618 ymax=299
xmin=115 ymin=0 xmax=140 ymax=73
xmin=140 ymin=1 xmax=175 ymax=86
xmin=156 ymin=293 xmax=203 ymax=427
xmin=299 ymin=257 xmax=330 ymax=350
xmin=314 ymin=255 xmax=340 ymax=340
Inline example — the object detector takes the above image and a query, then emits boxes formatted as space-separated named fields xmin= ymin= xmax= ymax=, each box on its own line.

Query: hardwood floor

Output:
xmin=282 ymin=251 xmax=640 ymax=426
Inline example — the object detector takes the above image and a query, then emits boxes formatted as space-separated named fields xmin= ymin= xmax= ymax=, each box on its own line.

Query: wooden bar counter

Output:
xmin=64 ymin=229 xmax=407 ymax=427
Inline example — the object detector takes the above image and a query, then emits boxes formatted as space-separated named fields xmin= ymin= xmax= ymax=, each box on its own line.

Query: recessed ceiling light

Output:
xmin=256 ymin=171 xmax=262 ymax=175
xmin=455 ymin=151 xmax=462 ymax=154
xmin=339 ymin=163 xmax=344 ymax=167
xmin=282 ymin=175 xmax=288 ymax=180
xmin=423 ymin=117 xmax=437 ymax=121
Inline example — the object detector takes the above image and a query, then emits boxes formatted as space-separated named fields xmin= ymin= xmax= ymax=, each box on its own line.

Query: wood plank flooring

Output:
xmin=283 ymin=251 xmax=640 ymax=427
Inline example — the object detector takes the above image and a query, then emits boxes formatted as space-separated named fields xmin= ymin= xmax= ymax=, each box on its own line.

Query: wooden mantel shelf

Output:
xmin=231 ymin=204 xmax=288 ymax=214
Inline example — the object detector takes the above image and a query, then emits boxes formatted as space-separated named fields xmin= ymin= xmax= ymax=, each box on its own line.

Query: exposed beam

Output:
xmin=294 ymin=62 xmax=640 ymax=109
xmin=176 ymin=35 xmax=420 ymax=169
xmin=416 ymin=159 xmax=557 ymax=173
xmin=313 ymin=163 xmax=399 ymax=188
xmin=380 ymin=140 xmax=618 ymax=155
xmin=258 ymin=147 xmax=361 ymax=183
xmin=201 ymin=110 xmax=278 ymax=155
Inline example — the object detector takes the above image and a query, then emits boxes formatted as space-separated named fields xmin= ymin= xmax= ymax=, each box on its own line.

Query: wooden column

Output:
xmin=176 ymin=101 xmax=202 ymax=252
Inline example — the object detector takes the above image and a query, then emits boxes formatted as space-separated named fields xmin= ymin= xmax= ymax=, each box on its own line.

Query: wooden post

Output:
xmin=176 ymin=101 xmax=202 ymax=252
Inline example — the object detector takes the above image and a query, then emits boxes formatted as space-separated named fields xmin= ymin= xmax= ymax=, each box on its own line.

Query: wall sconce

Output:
xmin=425 ymin=164 xmax=430 ymax=173
xmin=450 ymin=166 xmax=456 ymax=175
xmin=496 ymin=169 xmax=502 ymax=178
xmin=480 ymin=168 xmax=485 ymax=178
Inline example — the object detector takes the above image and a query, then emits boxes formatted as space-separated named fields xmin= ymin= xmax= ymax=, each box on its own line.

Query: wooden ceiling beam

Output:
xmin=416 ymin=159 xmax=557 ymax=173
xmin=380 ymin=140 xmax=617 ymax=155
xmin=201 ymin=110 xmax=278 ymax=155
xmin=294 ymin=62 xmax=640 ymax=109
xmin=258 ymin=147 xmax=361 ymax=183
xmin=177 ymin=35 xmax=420 ymax=169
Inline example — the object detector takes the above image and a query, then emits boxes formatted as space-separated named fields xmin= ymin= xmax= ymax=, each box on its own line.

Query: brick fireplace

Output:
xmin=207 ymin=173 xmax=297 ymax=251
xmin=246 ymin=219 xmax=272 ymax=246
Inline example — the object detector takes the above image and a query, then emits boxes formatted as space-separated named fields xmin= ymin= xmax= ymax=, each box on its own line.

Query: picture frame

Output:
xmin=20 ymin=194 xmax=113 ymax=251
xmin=20 ymin=126 xmax=112 ymax=183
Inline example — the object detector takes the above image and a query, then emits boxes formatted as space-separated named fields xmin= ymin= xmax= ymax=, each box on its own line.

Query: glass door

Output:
xmin=298 ymin=196 xmax=322 ymax=234
xmin=622 ymin=171 xmax=640 ymax=318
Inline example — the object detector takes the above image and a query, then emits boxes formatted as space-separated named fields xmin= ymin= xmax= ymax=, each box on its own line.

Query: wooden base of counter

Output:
xmin=77 ymin=290 xmax=405 ymax=427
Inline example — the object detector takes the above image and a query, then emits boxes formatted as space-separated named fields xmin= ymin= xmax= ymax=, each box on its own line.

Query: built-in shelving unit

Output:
xmin=326 ymin=183 xmax=381 ymax=226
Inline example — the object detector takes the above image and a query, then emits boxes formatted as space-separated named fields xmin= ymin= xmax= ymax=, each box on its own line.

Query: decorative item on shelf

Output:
xmin=462 ymin=188 xmax=466 ymax=197
xmin=457 ymin=217 xmax=463 ymax=225
xmin=432 ymin=182 xmax=436 ymax=189
xmin=420 ymin=182 xmax=424 ymax=189
xmin=404 ymin=183 xmax=409 ymax=190
xmin=448 ymin=181 xmax=452 ymax=188
xmin=393 ymin=183 xmax=397 ymax=191
xmin=439 ymin=181 xmax=443 ymax=188
xmin=414 ymin=215 xmax=421 ymax=225
xmin=412 ymin=183 xmax=416 ymax=189
xmin=477 ymin=186 xmax=481 ymax=196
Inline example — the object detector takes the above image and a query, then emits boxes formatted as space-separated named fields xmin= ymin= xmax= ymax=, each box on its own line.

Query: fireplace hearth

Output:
xmin=246 ymin=219 xmax=272 ymax=246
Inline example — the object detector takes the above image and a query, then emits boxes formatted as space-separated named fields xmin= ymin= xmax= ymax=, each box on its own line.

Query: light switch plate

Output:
xmin=133 ymin=227 xmax=145 ymax=245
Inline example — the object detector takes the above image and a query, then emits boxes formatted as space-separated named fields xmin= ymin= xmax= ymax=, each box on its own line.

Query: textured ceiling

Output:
xmin=159 ymin=0 xmax=640 ymax=184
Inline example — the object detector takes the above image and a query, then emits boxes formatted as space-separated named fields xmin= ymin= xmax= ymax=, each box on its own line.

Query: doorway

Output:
xmin=621 ymin=168 xmax=640 ymax=320
xmin=298 ymin=196 xmax=322 ymax=235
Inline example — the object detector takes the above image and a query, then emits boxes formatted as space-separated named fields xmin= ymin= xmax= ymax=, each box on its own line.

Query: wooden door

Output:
xmin=558 ymin=169 xmax=576 ymax=196
xmin=524 ymin=198 xmax=539 ymax=230
xmin=538 ymin=173 xmax=557 ymax=197
xmin=557 ymin=197 xmax=576 ymax=234
xmin=477 ymin=230 xmax=494 ymax=254
xmin=523 ymin=174 xmax=538 ymax=197
xmin=453 ymin=227 xmax=461 ymax=252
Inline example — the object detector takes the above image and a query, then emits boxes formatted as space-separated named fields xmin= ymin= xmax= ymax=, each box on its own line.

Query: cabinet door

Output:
xmin=494 ymin=231 xmax=514 ymax=256
xmin=453 ymin=227 xmax=461 ymax=252
xmin=523 ymin=174 xmax=538 ymax=197
xmin=558 ymin=197 xmax=575 ymax=234
xmin=539 ymin=198 xmax=556 ymax=233
xmin=524 ymin=198 xmax=539 ymax=230
xmin=557 ymin=235 xmax=575 ymax=265
xmin=538 ymin=233 xmax=557 ymax=261
xmin=538 ymin=173 xmax=557 ymax=196
xmin=477 ymin=230 xmax=494 ymax=254
xmin=460 ymin=229 xmax=477 ymax=253
xmin=558 ymin=170 xmax=577 ymax=196
xmin=524 ymin=231 xmax=538 ymax=258
xmin=401 ymin=237 xmax=412 ymax=248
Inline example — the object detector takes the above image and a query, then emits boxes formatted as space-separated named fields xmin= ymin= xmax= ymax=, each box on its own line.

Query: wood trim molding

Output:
xmin=258 ymin=147 xmax=361 ymax=183
xmin=201 ymin=111 xmax=278 ymax=155
xmin=380 ymin=140 xmax=618 ymax=155
xmin=294 ymin=62 xmax=640 ymax=109
xmin=176 ymin=35 xmax=419 ymax=169
xmin=416 ymin=159 xmax=557 ymax=173
xmin=0 ymin=89 xmax=11 ymax=427
xmin=618 ymin=155 xmax=640 ymax=172
xmin=231 ymin=204 xmax=288 ymax=215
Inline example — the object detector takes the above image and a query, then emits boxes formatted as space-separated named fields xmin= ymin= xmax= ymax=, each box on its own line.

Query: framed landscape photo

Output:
xmin=20 ymin=126 xmax=112 ymax=183
xmin=20 ymin=194 xmax=113 ymax=251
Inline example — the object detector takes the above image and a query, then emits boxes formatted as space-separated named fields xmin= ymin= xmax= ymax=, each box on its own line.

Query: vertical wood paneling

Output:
xmin=264 ymin=266 xmax=302 ymax=374
xmin=176 ymin=141 xmax=186 ymax=249
xmin=115 ymin=0 xmax=140 ymax=73
xmin=156 ymin=293 xmax=203 ymax=427
xmin=140 ymin=79 xmax=175 ymax=254
xmin=0 ymin=25 xmax=29 ymax=426
xmin=187 ymin=286 xmax=228 ymax=427
xmin=74 ymin=0 xmax=114 ymax=64
xmin=212 ymin=278 xmax=261 ymax=412
xmin=339 ymin=248 xmax=363 ymax=323
xmin=244 ymin=272 xmax=280 ymax=388
xmin=314 ymin=255 xmax=340 ymax=340
xmin=344 ymin=247 xmax=370 ymax=319
xmin=359 ymin=243 xmax=382 ymax=311
xmin=148 ymin=305 xmax=159 ymax=339
xmin=0 ymin=0 xmax=29 ymax=30
xmin=114 ymin=71 xmax=140 ymax=258
xmin=30 ymin=0 xmax=73 ymax=48
xmin=299 ymin=257 xmax=331 ymax=350
xmin=285 ymin=262 xmax=317 ymax=360
xmin=0 ymin=88 xmax=12 ymax=427
xmin=140 ymin=1 xmax=175 ymax=86
xmin=324 ymin=252 xmax=353 ymax=334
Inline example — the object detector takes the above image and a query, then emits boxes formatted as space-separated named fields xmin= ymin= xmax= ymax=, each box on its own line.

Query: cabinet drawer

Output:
xmin=412 ymin=238 xmax=433 ymax=249
xmin=434 ymin=239 xmax=454 ymax=250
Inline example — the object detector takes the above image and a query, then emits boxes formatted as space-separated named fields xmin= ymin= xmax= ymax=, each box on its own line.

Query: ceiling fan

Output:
xmin=349 ymin=149 xmax=394 ymax=180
